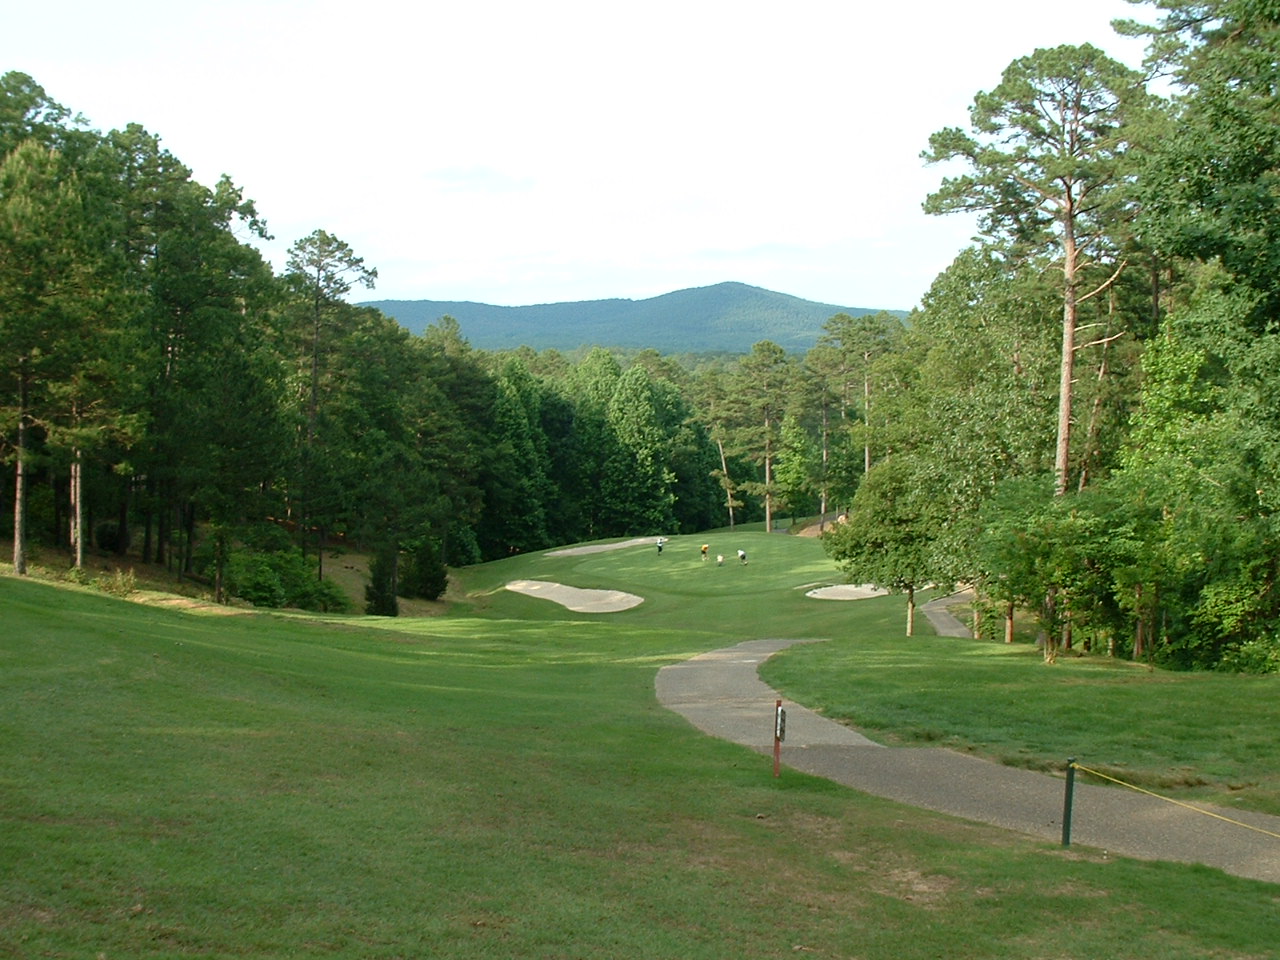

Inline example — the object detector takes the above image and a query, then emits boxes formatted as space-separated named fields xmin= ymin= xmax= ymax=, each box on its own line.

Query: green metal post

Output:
xmin=1062 ymin=757 xmax=1076 ymax=847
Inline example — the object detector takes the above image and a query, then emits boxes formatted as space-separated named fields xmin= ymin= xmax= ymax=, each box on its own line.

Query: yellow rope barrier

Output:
xmin=1071 ymin=762 xmax=1280 ymax=841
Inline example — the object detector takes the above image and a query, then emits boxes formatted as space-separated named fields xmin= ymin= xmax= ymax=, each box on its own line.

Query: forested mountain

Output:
xmin=7 ymin=1 xmax=1280 ymax=671
xmin=364 ymin=282 xmax=899 ymax=353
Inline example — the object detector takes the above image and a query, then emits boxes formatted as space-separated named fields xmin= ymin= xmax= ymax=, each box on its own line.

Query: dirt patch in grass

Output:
xmin=879 ymin=867 xmax=956 ymax=907
xmin=133 ymin=592 xmax=249 ymax=615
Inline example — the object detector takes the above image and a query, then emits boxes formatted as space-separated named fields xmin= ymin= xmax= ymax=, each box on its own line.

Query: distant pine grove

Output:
xmin=6 ymin=3 xmax=1280 ymax=673
xmin=362 ymin=283 xmax=904 ymax=354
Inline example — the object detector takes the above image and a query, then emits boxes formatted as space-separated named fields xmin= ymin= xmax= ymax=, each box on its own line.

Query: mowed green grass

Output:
xmin=3 ymin=533 xmax=1279 ymax=958
xmin=761 ymin=625 xmax=1280 ymax=815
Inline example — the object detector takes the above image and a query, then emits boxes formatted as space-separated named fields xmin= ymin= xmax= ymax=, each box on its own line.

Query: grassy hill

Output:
xmin=4 ymin=537 xmax=1277 ymax=957
xmin=363 ymin=281 xmax=906 ymax=353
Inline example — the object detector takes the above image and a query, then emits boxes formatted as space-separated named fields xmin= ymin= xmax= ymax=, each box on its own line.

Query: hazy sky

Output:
xmin=7 ymin=0 xmax=1152 ymax=310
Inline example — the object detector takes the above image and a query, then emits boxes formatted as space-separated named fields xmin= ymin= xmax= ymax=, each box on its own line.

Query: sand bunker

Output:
xmin=544 ymin=537 xmax=657 ymax=557
xmin=505 ymin=580 xmax=644 ymax=613
xmin=805 ymin=584 xmax=889 ymax=600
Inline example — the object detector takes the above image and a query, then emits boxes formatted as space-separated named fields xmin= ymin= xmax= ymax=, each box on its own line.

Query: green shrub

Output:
xmin=96 ymin=568 xmax=137 ymax=597
xmin=268 ymin=548 xmax=321 ymax=606
xmin=225 ymin=552 xmax=287 ymax=608
xmin=62 ymin=566 xmax=91 ymax=586
xmin=224 ymin=547 xmax=350 ymax=613
xmin=1217 ymin=638 xmax=1280 ymax=674
xmin=400 ymin=538 xmax=448 ymax=601
xmin=296 ymin=574 xmax=350 ymax=613
xmin=365 ymin=547 xmax=399 ymax=617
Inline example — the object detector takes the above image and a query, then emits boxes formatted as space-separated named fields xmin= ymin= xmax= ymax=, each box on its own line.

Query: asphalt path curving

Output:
xmin=920 ymin=592 xmax=973 ymax=637
xmin=655 ymin=638 xmax=1280 ymax=885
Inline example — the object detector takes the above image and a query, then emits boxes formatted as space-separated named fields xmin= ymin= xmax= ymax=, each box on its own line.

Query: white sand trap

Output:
xmin=806 ymin=584 xmax=889 ymax=600
xmin=505 ymin=580 xmax=644 ymax=613
xmin=545 ymin=537 xmax=658 ymax=557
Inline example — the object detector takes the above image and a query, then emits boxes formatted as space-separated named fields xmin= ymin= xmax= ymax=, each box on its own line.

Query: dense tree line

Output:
xmin=821 ymin=0 xmax=1280 ymax=672
xmin=0 ymin=73 xmax=742 ymax=612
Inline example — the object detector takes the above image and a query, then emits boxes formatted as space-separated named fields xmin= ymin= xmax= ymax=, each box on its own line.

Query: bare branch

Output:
xmin=1074 ymin=330 xmax=1127 ymax=352
xmin=1077 ymin=259 xmax=1128 ymax=304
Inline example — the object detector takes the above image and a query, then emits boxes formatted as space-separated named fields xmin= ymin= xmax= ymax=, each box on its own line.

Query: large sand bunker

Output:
xmin=544 ymin=537 xmax=657 ymax=557
xmin=805 ymin=584 xmax=889 ymax=600
xmin=505 ymin=580 xmax=644 ymax=613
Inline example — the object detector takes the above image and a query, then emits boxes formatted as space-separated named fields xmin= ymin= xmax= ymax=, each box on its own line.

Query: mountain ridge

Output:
xmin=362 ymin=281 xmax=906 ymax=354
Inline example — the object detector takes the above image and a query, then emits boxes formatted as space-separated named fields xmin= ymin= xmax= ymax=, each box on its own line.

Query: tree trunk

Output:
xmin=863 ymin=362 xmax=872 ymax=476
xmin=157 ymin=496 xmax=169 ymax=568
xmin=1150 ymin=258 xmax=1161 ymax=329
xmin=13 ymin=365 xmax=29 ymax=576
xmin=70 ymin=448 xmax=84 ymax=569
xmin=819 ymin=404 xmax=830 ymax=533
xmin=52 ymin=472 xmax=64 ymax=558
xmin=762 ymin=405 xmax=775 ymax=534
xmin=1076 ymin=288 xmax=1119 ymax=493
xmin=213 ymin=528 xmax=226 ymax=604
xmin=182 ymin=502 xmax=196 ymax=575
xmin=309 ymin=292 xmax=322 ymax=444
xmin=1005 ymin=602 xmax=1015 ymax=644
xmin=1134 ymin=584 xmax=1146 ymax=660
xmin=716 ymin=437 xmax=736 ymax=529
xmin=763 ymin=450 xmax=774 ymax=533
xmin=1054 ymin=203 xmax=1079 ymax=497
xmin=183 ymin=504 xmax=192 ymax=570
xmin=1043 ymin=588 xmax=1059 ymax=663
xmin=142 ymin=509 xmax=153 ymax=564
xmin=906 ymin=585 xmax=915 ymax=636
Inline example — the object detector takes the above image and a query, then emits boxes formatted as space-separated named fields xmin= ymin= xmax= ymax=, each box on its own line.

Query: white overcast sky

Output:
xmin=6 ymin=0 xmax=1153 ymax=310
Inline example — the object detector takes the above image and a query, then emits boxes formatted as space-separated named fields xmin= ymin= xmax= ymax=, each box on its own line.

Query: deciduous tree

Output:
xmin=822 ymin=455 xmax=950 ymax=636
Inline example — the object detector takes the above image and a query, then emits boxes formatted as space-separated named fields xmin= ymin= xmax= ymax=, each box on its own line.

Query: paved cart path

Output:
xmin=655 ymin=638 xmax=1280 ymax=885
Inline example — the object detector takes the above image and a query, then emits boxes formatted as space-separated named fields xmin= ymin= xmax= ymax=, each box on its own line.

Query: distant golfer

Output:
xmin=656 ymin=537 xmax=667 ymax=554
xmin=700 ymin=544 xmax=709 ymax=561
xmin=737 ymin=549 xmax=747 ymax=565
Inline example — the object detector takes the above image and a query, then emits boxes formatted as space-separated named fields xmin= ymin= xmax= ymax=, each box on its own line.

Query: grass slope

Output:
xmin=3 ymin=533 xmax=1278 ymax=958
xmin=761 ymin=629 xmax=1280 ymax=815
